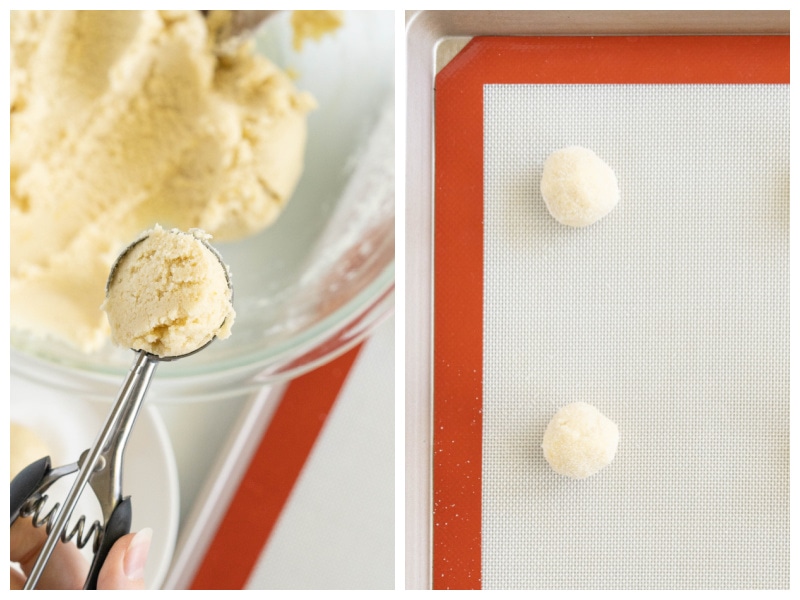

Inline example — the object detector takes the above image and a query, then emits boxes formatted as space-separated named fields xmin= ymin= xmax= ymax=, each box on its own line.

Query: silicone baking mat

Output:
xmin=433 ymin=36 xmax=788 ymax=590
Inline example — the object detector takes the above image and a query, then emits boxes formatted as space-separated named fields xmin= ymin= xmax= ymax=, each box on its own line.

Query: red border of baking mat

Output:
xmin=432 ymin=35 xmax=788 ymax=590
xmin=189 ymin=343 xmax=363 ymax=590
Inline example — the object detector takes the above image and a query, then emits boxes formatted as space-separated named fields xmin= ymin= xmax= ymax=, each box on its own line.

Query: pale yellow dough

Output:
xmin=542 ymin=402 xmax=619 ymax=479
xmin=11 ymin=422 xmax=50 ymax=481
xmin=540 ymin=146 xmax=619 ymax=227
xmin=102 ymin=225 xmax=235 ymax=358
xmin=11 ymin=10 xmax=314 ymax=352
xmin=291 ymin=10 xmax=343 ymax=51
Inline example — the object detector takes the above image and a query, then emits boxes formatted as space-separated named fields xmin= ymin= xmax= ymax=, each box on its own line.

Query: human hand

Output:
xmin=10 ymin=517 xmax=151 ymax=590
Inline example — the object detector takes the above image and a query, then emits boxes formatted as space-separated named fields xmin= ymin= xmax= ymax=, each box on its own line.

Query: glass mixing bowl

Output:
xmin=10 ymin=11 xmax=395 ymax=402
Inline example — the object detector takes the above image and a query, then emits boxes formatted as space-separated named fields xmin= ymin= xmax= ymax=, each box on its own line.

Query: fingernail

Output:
xmin=123 ymin=528 xmax=152 ymax=581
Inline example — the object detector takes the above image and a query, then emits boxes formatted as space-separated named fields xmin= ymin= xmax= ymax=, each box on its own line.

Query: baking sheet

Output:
xmin=407 ymin=15 xmax=788 ymax=587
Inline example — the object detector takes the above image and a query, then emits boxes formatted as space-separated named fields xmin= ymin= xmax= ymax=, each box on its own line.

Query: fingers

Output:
xmin=10 ymin=517 xmax=88 ymax=590
xmin=10 ymin=565 xmax=27 ymax=590
xmin=96 ymin=528 xmax=152 ymax=590
xmin=9 ymin=517 xmax=152 ymax=590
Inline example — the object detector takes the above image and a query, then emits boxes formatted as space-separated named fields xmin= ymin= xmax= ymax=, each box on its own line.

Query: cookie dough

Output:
xmin=291 ymin=10 xmax=343 ymax=50
xmin=540 ymin=146 xmax=619 ymax=227
xmin=542 ymin=402 xmax=619 ymax=479
xmin=102 ymin=225 xmax=235 ymax=358
xmin=11 ymin=422 xmax=50 ymax=481
xmin=11 ymin=10 xmax=314 ymax=352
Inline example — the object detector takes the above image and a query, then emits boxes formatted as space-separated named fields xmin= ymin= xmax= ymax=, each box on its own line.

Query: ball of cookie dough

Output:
xmin=542 ymin=402 xmax=619 ymax=479
xmin=540 ymin=146 xmax=619 ymax=227
xmin=10 ymin=422 xmax=50 ymax=481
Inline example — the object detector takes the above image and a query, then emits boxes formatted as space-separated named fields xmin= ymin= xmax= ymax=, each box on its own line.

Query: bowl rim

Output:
xmin=10 ymin=261 xmax=395 ymax=400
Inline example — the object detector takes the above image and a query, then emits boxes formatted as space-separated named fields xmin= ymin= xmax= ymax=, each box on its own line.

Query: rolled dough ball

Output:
xmin=542 ymin=402 xmax=619 ymax=479
xmin=540 ymin=146 xmax=619 ymax=227
xmin=10 ymin=422 xmax=50 ymax=481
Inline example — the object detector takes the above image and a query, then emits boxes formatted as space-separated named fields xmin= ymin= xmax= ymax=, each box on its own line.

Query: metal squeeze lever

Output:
xmin=11 ymin=351 xmax=158 ymax=589
xmin=10 ymin=229 xmax=233 ymax=589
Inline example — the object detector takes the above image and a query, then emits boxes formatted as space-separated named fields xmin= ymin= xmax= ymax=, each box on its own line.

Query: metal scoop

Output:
xmin=201 ymin=10 xmax=278 ymax=42
xmin=11 ymin=231 xmax=233 ymax=589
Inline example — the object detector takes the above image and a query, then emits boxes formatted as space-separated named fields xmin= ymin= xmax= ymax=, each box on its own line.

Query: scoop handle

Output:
xmin=10 ymin=456 xmax=51 ymax=524
xmin=84 ymin=496 xmax=132 ymax=590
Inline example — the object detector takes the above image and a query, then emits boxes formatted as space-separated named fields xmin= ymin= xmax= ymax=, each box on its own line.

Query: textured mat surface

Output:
xmin=482 ymin=83 xmax=788 ymax=589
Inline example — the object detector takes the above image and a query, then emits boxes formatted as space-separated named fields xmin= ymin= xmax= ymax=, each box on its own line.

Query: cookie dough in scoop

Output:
xmin=102 ymin=225 xmax=235 ymax=358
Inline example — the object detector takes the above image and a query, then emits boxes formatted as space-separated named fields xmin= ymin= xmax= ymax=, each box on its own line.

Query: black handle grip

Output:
xmin=10 ymin=456 xmax=51 ymax=525
xmin=84 ymin=496 xmax=132 ymax=590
